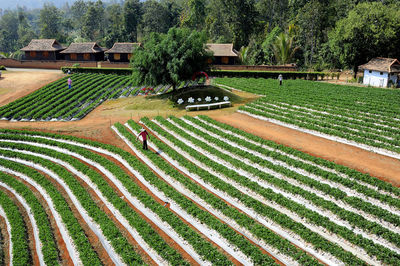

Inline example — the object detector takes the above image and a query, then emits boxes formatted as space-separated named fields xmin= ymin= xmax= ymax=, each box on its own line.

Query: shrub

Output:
xmin=61 ymin=67 xmax=132 ymax=75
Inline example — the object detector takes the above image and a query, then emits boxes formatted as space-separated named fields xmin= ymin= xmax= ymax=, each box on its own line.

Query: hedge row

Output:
xmin=61 ymin=66 xmax=340 ymax=81
xmin=61 ymin=66 xmax=132 ymax=75
xmin=210 ymin=70 xmax=340 ymax=80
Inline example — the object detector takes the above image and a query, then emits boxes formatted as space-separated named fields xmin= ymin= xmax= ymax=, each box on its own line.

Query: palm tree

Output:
xmin=272 ymin=24 xmax=299 ymax=65
xmin=239 ymin=46 xmax=250 ymax=65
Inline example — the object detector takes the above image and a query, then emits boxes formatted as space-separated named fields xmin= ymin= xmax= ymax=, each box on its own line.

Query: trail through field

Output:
xmin=210 ymin=112 xmax=400 ymax=187
xmin=0 ymin=70 xmax=63 ymax=106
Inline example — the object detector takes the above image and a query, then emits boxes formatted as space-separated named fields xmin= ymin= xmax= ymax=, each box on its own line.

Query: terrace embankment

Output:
xmin=211 ymin=112 xmax=400 ymax=187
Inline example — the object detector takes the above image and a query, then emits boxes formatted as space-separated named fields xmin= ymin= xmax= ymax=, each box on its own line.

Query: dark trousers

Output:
xmin=143 ymin=139 xmax=148 ymax=150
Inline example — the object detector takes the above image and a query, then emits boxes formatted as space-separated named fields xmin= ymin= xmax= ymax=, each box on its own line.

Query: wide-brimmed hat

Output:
xmin=140 ymin=128 xmax=145 ymax=132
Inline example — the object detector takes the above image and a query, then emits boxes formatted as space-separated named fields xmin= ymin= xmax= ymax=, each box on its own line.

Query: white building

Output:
xmin=359 ymin=58 xmax=400 ymax=88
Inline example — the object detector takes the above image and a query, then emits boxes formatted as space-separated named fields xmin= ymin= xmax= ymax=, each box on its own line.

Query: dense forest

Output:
xmin=1 ymin=0 xmax=400 ymax=72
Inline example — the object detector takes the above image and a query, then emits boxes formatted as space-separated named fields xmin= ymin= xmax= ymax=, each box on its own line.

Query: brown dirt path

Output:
xmin=210 ymin=113 xmax=400 ymax=187
xmin=0 ymin=70 xmax=64 ymax=107
xmin=0 ymin=215 xmax=9 ymax=266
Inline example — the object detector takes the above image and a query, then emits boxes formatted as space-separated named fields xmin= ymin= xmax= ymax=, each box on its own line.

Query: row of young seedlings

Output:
xmin=6 ymin=73 xmax=104 ymax=121
xmin=45 ymin=75 xmax=121 ymax=121
xmin=216 ymin=77 xmax=400 ymax=119
xmin=0 ymin=74 xmax=74 ymax=119
xmin=8 ymin=125 xmax=394 ymax=266
xmin=238 ymin=105 xmax=400 ymax=159
xmin=7 ymin=128 xmax=288 ymax=264
xmin=114 ymin=122 xmax=303 ymax=265
xmin=254 ymin=100 xmax=399 ymax=142
xmin=0 ymin=165 xmax=62 ymax=265
xmin=141 ymin=115 xmax=400 ymax=264
xmin=66 ymin=76 xmax=127 ymax=120
xmin=0 ymin=131 xmax=242 ymax=265
xmin=185 ymin=116 xmax=400 ymax=214
xmin=248 ymin=101 xmax=400 ymax=147
xmin=0 ymin=135 xmax=187 ymax=265
xmin=0 ymin=75 xmax=77 ymax=120
xmin=122 ymin=120 xmax=335 ymax=265
xmin=175 ymin=117 xmax=400 ymax=246
xmin=266 ymin=96 xmax=400 ymax=132
xmin=168 ymin=117 xmax=400 ymax=258
xmin=0 ymin=178 xmax=32 ymax=265
xmin=141 ymin=118 xmax=362 ymax=263
xmin=195 ymin=115 xmax=400 ymax=200
xmin=22 ymin=74 xmax=97 ymax=121
xmin=0 ymin=143 xmax=135 ymax=265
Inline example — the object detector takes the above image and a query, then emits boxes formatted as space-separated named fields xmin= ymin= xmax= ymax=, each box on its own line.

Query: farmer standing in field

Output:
xmin=67 ymin=77 xmax=72 ymax=89
xmin=137 ymin=128 xmax=150 ymax=150
xmin=278 ymin=74 xmax=283 ymax=86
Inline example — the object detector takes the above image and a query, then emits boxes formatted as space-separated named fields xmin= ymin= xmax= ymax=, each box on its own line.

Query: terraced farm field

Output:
xmin=0 ymin=73 xmax=175 ymax=122
xmin=215 ymin=78 xmax=400 ymax=158
xmin=0 ymin=115 xmax=398 ymax=265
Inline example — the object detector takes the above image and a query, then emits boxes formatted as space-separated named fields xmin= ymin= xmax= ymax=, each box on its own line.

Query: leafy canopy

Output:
xmin=131 ymin=27 xmax=212 ymax=90
xmin=329 ymin=2 xmax=400 ymax=74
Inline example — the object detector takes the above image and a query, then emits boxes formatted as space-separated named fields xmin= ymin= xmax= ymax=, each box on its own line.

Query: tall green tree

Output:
xmin=329 ymin=2 xmax=400 ymax=76
xmin=140 ymin=0 xmax=170 ymax=35
xmin=132 ymin=27 xmax=212 ymax=90
xmin=39 ymin=3 xmax=64 ymax=41
xmin=256 ymin=0 xmax=289 ymax=29
xmin=82 ymin=0 xmax=105 ymax=41
xmin=104 ymin=4 xmax=125 ymax=47
xmin=0 ymin=11 xmax=19 ymax=53
xmin=205 ymin=0 xmax=232 ymax=43
xmin=295 ymin=0 xmax=325 ymax=66
xmin=180 ymin=0 xmax=206 ymax=31
xmin=70 ymin=0 xmax=88 ymax=35
xmin=220 ymin=0 xmax=257 ymax=49
xmin=123 ymin=0 xmax=141 ymax=42
xmin=161 ymin=0 xmax=181 ymax=29
xmin=17 ymin=9 xmax=37 ymax=48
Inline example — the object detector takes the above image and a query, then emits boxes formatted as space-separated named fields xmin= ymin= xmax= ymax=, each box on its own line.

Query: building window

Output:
xmin=70 ymin=54 xmax=77 ymax=60
xmin=128 ymin=54 xmax=132 ymax=60
xmin=83 ymin=53 xmax=90 ymax=60
xmin=114 ymin=53 xmax=121 ymax=60
xmin=221 ymin=57 xmax=229 ymax=64
xmin=369 ymin=70 xmax=372 ymax=73
xmin=30 ymin=51 xmax=36 ymax=58
xmin=207 ymin=58 xmax=213 ymax=64
xmin=43 ymin=51 xmax=49 ymax=58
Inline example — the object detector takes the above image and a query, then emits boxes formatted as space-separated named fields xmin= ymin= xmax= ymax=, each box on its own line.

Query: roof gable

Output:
xmin=359 ymin=57 xmax=400 ymax=73
xmin=105 ymin=43 xmax=141 ymax=54
xmin=60 ymin=42 xmax=107 ymax=54
xmin=20 ymin=39 xmax=65 ymax=51
xmin=206 ymin=43 xmax=238 ymax=57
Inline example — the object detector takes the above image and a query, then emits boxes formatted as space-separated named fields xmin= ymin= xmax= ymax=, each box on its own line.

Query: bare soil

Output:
xmin=210 ymin=113 xmax=400 ymax=187
xmin=0 ymin=215 xmax=9 ymax=266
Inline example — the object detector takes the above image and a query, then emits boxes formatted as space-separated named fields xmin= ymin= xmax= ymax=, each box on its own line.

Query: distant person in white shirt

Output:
xmin=278 ymin=74 xmax=283 ymax=86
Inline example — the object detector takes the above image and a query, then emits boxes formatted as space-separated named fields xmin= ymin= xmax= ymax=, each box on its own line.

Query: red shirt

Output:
xmin=139 ymin=131 xmax=149 ymax=141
